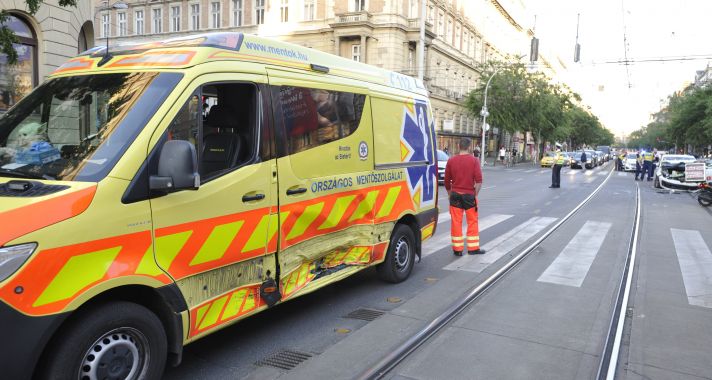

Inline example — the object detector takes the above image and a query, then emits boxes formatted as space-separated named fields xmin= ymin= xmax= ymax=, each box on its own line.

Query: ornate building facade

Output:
xmin=0 ymin=0 xmax=94 ymax=111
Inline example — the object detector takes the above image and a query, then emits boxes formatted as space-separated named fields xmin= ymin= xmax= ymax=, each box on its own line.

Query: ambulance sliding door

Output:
xmin=148 ymin=73 xmax=278 ymax=339
xmin=267 ymin=68 xmax=376 ymax=300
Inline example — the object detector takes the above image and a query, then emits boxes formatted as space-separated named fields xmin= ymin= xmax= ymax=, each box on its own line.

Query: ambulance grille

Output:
xmin=255 ymin=349 xmax=313 ymax=370
xmin=344 ymin=308 xmax=385 ymax=322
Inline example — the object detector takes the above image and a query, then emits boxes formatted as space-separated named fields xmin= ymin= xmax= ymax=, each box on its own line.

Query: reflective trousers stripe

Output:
xmin=450 ymin=205 xmax=480 ymax=252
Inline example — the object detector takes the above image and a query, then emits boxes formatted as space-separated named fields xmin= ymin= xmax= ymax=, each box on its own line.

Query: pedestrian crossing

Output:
xmin=537 ymin=221 xmax=612 ymax=287
xmin=442 ymin=216 xmax=557 ymax=272
xmin=423 ymin=216 xmax=712 ymax=309
xmin=671 ymin=229 xmax=712 ymax=308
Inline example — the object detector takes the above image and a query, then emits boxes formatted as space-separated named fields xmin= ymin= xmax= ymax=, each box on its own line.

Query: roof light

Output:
xmin=310 ymin=64 xmax=329 ymax=73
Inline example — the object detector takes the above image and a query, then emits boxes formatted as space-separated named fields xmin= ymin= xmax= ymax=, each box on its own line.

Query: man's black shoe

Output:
xmin=549 ymin=185 xmax=555 ymax=188
xmin=453 ymin=250 xmax=463 ymax=256
xmin=468 ymin=249 xmax=486 ymax=255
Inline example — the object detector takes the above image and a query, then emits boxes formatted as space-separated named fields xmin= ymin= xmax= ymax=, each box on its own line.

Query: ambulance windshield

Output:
xmin=0 ymin=72 xmax=182 ymax=182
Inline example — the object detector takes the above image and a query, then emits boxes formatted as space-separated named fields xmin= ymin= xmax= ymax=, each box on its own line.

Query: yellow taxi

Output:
xmin=541 ymin=152 xmax=557 ymax=167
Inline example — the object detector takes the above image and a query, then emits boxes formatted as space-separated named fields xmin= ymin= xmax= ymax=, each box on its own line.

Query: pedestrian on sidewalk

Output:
xmin=444 ymin=138 xmax=486 ymax=256
xmin=634 ymin=152 xmax=643 ymax=180
xmin=550 ymin=150 xmax=564 ymax=188
xmin=498 ymin=146 xmax=506 ymax=166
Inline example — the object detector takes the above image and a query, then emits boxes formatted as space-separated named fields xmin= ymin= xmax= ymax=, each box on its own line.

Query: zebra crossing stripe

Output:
xmin=525 ymin=169 xmax=536 ymax=173
xmin=422 ymin=214 xmax=513 ymax=258
xmin=537 ymin=221 xmax=612 ymax=287
xmin=443 ymin=216 xmax=557 ymax=272
xmin=671 ymin=229 xmax=712 ymax=308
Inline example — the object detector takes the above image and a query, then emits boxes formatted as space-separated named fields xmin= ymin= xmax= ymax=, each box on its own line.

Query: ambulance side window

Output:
xmin=164 ymin=82 xmax=259 ymax=181
xmin=276 ymin=86 xmax=366 ymax=154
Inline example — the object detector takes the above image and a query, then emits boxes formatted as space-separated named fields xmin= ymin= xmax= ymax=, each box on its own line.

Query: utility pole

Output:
xmin=417 ymin=0 xmax=426 ymax=80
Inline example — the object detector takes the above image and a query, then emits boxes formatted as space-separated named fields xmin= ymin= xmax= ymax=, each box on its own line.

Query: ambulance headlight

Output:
xmin=0 ymin=243 xmax=37 ymax=282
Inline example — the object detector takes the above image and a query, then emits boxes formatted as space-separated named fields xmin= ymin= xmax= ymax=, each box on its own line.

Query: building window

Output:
xmin=280 ymin=0 xmax=289 ymax=22
xmin=191 ymin=4 xmax=200 ymax=30
xmin=304 ymin=0 xmax=315 ymax=21
xmin=455 ymin=22 xmax=461 ymax=49
xmin=351 ymin=0 xmax=365 ymax=12
xmin=152 ymin=8 xmax=162 ymax=34
xmin=233 ymin=0 xmax=243 ymax=26
xmin=170 ymin=6 xmax=180 ymax=32
xmin=437 ymin=10 xmax=444 ymax=36
xmin=255 ymin=0 xmax=265 ymax=24
xmin=117 ymin=12 xmax=127 ymax=36
xmin=0 ymin=15 xmax=37 ymax=111
xmin=463 ymin=30 xmax=469 ymax=54
xmin=470 ymin=34 xmax=475 ymax=57
xmin=408 ymin=45 xmax=415 ymax=72
xmin=427 ymin=5 xmax=434 ymax=24
xmin=447 ymin=18 xmax=453 ymax=44
xmin=101 ymin=13 xmax=110 ymax=38
xmin=408 ymin=0 xmax=418 ymax=18
xmin=135 ymin=10 xmax=144 ymax=35
xmin=211 ymin=2 xmax=221 ymax=28
xmin=351 ymin=44 xmax=361 ymax=62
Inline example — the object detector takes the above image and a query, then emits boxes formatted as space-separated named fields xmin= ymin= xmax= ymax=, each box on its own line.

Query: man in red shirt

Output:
xmin=444 ymin=138 xmax=485 ymax=256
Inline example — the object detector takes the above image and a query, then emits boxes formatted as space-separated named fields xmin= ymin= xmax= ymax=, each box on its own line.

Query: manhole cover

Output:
xmin=344 ymin=308 xmax=385 ymax=321
xmin=387 ymin=297 xmax=402 ymax=303
xmin=255 ymin=349 xmax=313 ymax=370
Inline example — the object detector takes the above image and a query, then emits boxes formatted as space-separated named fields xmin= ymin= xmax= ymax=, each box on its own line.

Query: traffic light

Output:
xmin=574 ymin=43 xmax=581 ymax=62
xmin=530 ymin=37 xmax=539 ymax=62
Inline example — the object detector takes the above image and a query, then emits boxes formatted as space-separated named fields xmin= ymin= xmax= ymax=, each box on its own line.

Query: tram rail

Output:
xmin=356 ymin=165 xmax=640 ymax=380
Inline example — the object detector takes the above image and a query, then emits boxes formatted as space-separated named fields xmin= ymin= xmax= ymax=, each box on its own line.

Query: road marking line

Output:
xmin=617 ymin=172 xmax=627 ymax=177
xmin=514 ymin=178 xmax=523 ymax=182
xmin=482 ymin=186 xmax=496 ymax=190
xmin=671 ymin=229 xmax=712 ymax=308
xmin=422 ymin=214 xmax=513 ymax=258
xmin=443 ymin=216 xmax=558 ymax=272
xmin=537 ymin=221 xmax=612 ymax=287
xmin=525 ymin=169 xmax=536 ymax=173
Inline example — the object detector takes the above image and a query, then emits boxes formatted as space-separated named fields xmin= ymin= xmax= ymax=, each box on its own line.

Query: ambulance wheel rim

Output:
xmin=79 ymin=327 xmax=148 ymax=380
xmin=394 ymin=236 xmax=410 ymax=270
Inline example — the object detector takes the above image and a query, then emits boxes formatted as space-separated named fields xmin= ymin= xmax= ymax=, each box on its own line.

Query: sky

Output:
xmin=526 ymin=0 xmax=712 ymax=138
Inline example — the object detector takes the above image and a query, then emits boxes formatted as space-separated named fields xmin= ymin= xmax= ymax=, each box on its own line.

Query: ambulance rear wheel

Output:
xmin=41 ymin=301 xmax=167 ymax=380
xmin=377 ymin=224 xmax=415 ymax=283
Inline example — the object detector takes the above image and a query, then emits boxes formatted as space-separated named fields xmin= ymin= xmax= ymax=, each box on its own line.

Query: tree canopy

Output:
xmin=464 ymin=60 xmax=614 ymax=150
xmin=0 ymin=1 xmax=77 ymax=64
xmin=627 ymin=84 xmax=712 ymax=153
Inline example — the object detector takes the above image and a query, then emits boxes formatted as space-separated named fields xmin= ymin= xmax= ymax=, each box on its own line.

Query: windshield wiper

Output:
xmin=0 ymin=168 xmax=53 ymax=180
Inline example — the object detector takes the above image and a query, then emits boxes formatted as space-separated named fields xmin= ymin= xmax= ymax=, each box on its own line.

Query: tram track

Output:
xmin=356 ymin=165 xmax=642 ymax=380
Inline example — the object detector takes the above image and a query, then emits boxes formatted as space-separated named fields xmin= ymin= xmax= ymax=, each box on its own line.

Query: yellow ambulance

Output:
xmin=0 ymin=33 xmax=438 ymax=379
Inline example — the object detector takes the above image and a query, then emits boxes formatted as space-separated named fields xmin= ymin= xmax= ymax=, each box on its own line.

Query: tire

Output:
xmin=40 ymin=301 xmax=167 ymax=380
xmin=377 ymin=224 xmax=416 ymax=283
xmin=699 ymin=195 xmax=712 ymax=207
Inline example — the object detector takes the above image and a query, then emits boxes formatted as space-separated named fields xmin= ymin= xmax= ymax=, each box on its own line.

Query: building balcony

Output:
xmin=334 ymin=11 xmax=372 ymax=24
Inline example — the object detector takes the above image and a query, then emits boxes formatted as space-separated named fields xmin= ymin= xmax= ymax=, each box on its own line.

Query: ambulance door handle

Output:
xmin=286 ymin=187 xmax=307 ymax=196
xmin=242 ymin=193 xmax=265 ymax=202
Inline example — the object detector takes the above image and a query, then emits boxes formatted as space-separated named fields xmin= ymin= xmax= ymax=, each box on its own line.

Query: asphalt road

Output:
xmin=164 ymin=161 xmax=712 ymax=379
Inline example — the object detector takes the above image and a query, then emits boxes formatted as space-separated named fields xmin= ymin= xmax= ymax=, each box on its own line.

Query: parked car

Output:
xmin=653 ymin=154 xmax=700 ymax=190
xmin=541 ymin=152 xmax=557 ymax=167
xmin=623 ymin=153 xmax=638 ymax=171
xmin=437 ymin=149 xmax=449 ymax=184
xmin=585 ymin=150 xmax=599 ymax=167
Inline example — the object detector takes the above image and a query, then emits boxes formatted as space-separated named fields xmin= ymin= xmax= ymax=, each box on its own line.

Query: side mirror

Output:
xmin=150 ymin=140 xmax=200 ymax=192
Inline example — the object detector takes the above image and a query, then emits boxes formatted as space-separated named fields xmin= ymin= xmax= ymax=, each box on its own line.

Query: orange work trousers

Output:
xmin=450 ymin=204 xmax=480 ymax=253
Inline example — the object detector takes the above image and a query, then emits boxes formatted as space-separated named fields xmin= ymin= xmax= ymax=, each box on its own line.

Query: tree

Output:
xmin=0 ymin=0 xmax=77 ymax=64
xmin=464 ymin=59 xmax=613 ymax=155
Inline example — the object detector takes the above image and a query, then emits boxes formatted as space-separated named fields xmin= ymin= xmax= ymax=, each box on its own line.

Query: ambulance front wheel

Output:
xmin=377 ymin=224 xmax=416 ymax=283
xmin=41 ymin=301 xmax=167 ymax=380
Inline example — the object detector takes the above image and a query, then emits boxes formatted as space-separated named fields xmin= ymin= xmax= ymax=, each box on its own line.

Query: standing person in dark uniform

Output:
xmin=642 ymin=150 xmax=654 ymax=181
xmin=550 ymin=150 xmax=564 ymax=188
xmin=444 ymin=138 xmax=485 ymax=256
